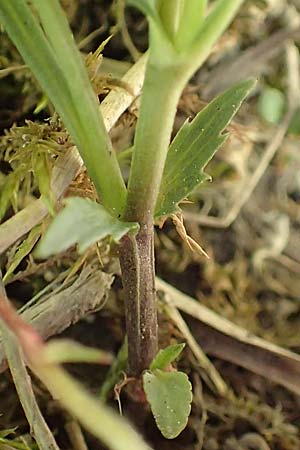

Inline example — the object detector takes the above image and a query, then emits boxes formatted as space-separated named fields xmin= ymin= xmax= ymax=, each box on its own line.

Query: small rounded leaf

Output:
xmin=143 ymin=369 xmax=192 ymax=439
xmin=258 ymin=86 xmax=285 ymax=124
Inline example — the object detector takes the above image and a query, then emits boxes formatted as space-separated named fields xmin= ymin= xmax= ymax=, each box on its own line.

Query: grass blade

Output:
xmin=0 ymin=0 xmax=126 ymax=216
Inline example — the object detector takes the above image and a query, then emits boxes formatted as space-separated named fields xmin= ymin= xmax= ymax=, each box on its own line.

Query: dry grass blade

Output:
xmin=0 ymin=268 xmax=113 ymax=372
xmin=200 ymin=25 xmax=300 ymax=98
xmin=65 ymin=420 xmax=89 ymax=450
xmin=0 ymin=147 xmax=82 ymax=255
xmin=162 ymin=294 xmax=228 ymax=396
xmin=157 ymin=277 xmax=300 ymax=395
xmin=0 ymin=275 xmax=60 ymax=450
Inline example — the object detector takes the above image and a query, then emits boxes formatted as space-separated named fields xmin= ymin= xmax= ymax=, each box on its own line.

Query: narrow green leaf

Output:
xmin=157 ymin=0 xmax=182 ymax=41
xmin=258 ymin=86 xmax=285 ymax=124
xmin=127 ymin=0 xmax=175 ymax=65
xmin=35 ymin=365 xmax=151 ymax=450
xmin=32 ymin=150 xmax=54 ymax=214
xmin=100 ymin=338 xmax=128 ymax=402
xmin=150 ymin=343 xmax=185 ymax=370
xmin=0 ymin=172 xmax=20 ymax=221
xmin=143 ymin=369 xmax=192 ymax=439
xmin=175 ymin=0 xmax=207 ymax=50
xmin=0 ymin=428 xmax=17 ymax=439
xmin=0 ymin=436 xmax=33 ymax=450
xmin=44 ymin=339 xmax=113 ymax=365
xmin=0 ymin=0 xmax=127 ymax=216
xmin=155 ymin=79 xmax=255 ymax=218
xmin=126 ymin=0 xmax=158 ymax=19
xmin=0 ymin=0 xmax=73 ymax=123
xmin=191 ymin=0 xmax=244 ymax=58
xmin=35 ymin=197 xmax=138 ymax=258
xmin=34 ymin=94 xmax=49 ymax=114
xmin=3 ymin=225 xmax=42 ymax=283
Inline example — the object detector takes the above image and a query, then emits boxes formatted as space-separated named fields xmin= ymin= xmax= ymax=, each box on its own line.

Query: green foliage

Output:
xmin=44 ymin=339 xmax=113 ymax=365
xmin=143 ymin=343 xmax=191 ymax=439
xmin=175 ymin=0 xmax=207 ymax=49
xmin=0 ymin=170 xmax=20 ymax=221
xmin=1 ymin=0 xmax=250 ymax=446
xmin=150 ymin=343 xmax=185 ymax=370
xmin=258 ymin=86 xmax=285 ymax=124
xmin=100 ymin=339 xmax=128 ymax=402
xmin=0 ymin=0 xmax=126 ymax=216
xmin=35 ymin=197 xmax=138 ymax=259
xmin=0 ymin=429 xmax=35 ymax=450
xmin=0 ymin=428 xmax=17 ymax=439
xmin=128 ymin=0 xmax=244 ymax=66
xmin=288 ymin=108 xmax=300 ymax=135
xmin=3 ymin=224 xmax=42 ymax=283
xmin=0 ymin=119 xmax=68 ymax=221
xmin=143 ymin=369 xmax=192 ymax=439
xmin=32 ymin=150 xmax=54 ymax=214
xmin=127 ymin=0 xmax=158 ymax=19
xmin=155 ymin=79 xmax=255 ymax=218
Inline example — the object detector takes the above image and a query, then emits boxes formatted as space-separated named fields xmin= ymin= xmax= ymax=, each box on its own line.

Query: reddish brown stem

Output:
xmin=0 ymin=294 xmax=43 ymax=356
xmin=119 ymin=221 xmax=158 ymax=376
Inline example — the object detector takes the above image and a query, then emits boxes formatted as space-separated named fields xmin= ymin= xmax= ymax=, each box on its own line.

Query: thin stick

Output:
xmin=162 ymin=294 xmax=228 ymax=396
xmin=199 ymin=26 xmax=300 ymax=98
xmin=65 ymin=421 xmax=89 ymax=450
xmin=156 ymin=277 xmax=300 ymax=395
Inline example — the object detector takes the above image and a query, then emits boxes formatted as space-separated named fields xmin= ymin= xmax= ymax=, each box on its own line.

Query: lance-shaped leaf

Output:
xmin=175 ymin=0 xmax=207 ymax=50
xmin=155 ymin=79 xmax=255 ymax=218
xmin=3 ymin=225 xmax=42 ymax=283
xmin=32 ymin=150 xmax=54 ymax=215
xmin=150 ymin=343 xmax=185 ymax=371
xmin=143 ymin=369 xmax=192 ymax=439
xmin=0 ymin=172 xmax=20 ymax=221
xmin=35 ymin=197 xmax=138 ymax=258
xmin=127 ymin=0 xmax=158 ymax=19
xmin=44 ymin=339 xmax=113 ymax=365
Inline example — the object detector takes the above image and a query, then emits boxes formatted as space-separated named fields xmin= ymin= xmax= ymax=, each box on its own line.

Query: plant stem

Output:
xmin=120 ymin=63 xmax=187 ymax=375
xmin=119 ymin=222 xmax=156 ymax=375
xmin=126 ymin=63 xmax=186 ymax=222
xmin=119 ymin=0 xmax=245 ymax=376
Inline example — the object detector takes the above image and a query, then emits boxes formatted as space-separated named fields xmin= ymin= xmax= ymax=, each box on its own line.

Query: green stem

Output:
xmin=158 ymin=0 xmax=183 ymax=41
xmin=125 ymin=63 xmax=186 ymax=222
xmin=120 ymin=63 xmax=187 ymax=375
xmin=119 ymin=0 xmax=245 ymax=376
